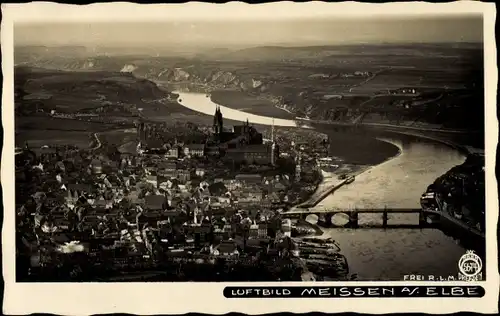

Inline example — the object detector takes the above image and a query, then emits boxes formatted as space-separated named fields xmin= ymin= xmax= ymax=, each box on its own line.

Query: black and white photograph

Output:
xmin=2 ymin=1 xmax=498 ymax=314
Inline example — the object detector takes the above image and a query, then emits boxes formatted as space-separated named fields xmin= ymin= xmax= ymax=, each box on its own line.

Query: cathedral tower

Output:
xmin=213 ymin=106 xmax=223 ymax=135
xmin=295 ymin=155 xmax=301 ymax=182
xmin=271 ymin=119 xmax=279 ymax=166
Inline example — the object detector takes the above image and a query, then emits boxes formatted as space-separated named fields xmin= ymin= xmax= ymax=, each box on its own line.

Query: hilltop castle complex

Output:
xmin=137 ymin=106 xmax=279 ymax=166
xmin=211 ymin=106 xmax=279 ymax=166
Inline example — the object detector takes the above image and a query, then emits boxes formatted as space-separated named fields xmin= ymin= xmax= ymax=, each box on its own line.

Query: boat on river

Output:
xmin=345 ymin=175 xmax=355 ymax=184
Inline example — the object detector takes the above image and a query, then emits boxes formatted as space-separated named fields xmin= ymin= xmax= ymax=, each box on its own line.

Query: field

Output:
xmin=15 ymin=129 xmax=92 ymax=148
xmin=15 ymin=116 xmax=119 ymax=132
xmin=16 ymin=67 xmax=169 ymax=113
xmin=14 ymin=66 xmax=212 ymax=148
xmin=354 ymin=68 xmax=471 ymax=93
xmin=15 ymin=116 xmax=122 ymax=148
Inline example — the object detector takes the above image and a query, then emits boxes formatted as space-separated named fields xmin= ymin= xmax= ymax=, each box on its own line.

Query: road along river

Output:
xmin=175 ymin=92 xmax=469 ymax=280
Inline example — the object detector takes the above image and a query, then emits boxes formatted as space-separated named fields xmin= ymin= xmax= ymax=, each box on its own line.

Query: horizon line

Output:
xmin=14 ymin=41 xmax=484 ymax=48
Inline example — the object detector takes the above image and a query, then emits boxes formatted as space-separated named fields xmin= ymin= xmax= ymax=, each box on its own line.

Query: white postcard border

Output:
xmin=2 ymin=2 xmax=498 ymax=314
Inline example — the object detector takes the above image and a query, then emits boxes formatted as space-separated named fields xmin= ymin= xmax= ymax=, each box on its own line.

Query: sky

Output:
xmin=15 ymin=15 xmax=483 ymax=48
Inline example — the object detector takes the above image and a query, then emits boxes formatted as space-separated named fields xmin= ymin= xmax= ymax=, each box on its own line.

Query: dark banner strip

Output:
xmin=224 ymin=286 xmax=485 ymax=298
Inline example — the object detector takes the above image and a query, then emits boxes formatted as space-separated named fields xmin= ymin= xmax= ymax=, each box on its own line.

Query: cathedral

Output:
xmin=211 ymin=106 xmax=263 ymax=145
xmin=210 ymin=106 xmax=279 ymax=166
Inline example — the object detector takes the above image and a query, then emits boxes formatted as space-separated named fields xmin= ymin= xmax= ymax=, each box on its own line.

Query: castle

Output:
xmin=211 ymin=106 xmax=263 ymax=145
xmin=211 ymin=106 xmax=279 ymax=166
xmin=135 ymin=106 xmax=279 ymax=166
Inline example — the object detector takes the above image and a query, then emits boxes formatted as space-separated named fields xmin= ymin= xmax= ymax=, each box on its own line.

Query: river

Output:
xmin=175 ymin=91 xmax=469 ymax=281
xmin=175 ymin=91 xmax=298 ymax=127
xmin=317 ymin=135 xmax=467 ymax=280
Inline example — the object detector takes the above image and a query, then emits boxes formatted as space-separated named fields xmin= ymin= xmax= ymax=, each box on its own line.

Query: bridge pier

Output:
xmin=418 ymin=210 xmax=426 ymax=228
xmin=349 ymin=212 xmax=359 ymax=228
xmin=382 ymin=209 xmax=388 ymax=228
xmin=322 ymin=213 xmax=331 ymax=228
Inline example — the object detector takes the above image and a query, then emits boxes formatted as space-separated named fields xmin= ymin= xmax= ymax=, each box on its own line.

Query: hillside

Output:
xmin=14 ymin=66 xmax=207 ymax=149
xmin=15 ymin=66 xmax=180 ymax=116
xmin=15 ymin=43 xmax=484 ymax=133
xmin=214 ymin=43 xmax=483 ymax=61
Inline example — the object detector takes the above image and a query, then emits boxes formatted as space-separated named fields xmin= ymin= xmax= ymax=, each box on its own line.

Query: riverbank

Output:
xmin=378 ymin=128 xmax=474 ymax=157
xmin=210 ymin=90 xmax=296 ymax=120
xmin=303 ymin=137 xmax=403 ymax=210
xmin=291 ymin=138 xmax=403 ymax=211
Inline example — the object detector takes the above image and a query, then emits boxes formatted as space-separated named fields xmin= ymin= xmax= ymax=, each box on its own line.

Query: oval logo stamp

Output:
xmin=458 ymin=250 xmax=483 ymax=281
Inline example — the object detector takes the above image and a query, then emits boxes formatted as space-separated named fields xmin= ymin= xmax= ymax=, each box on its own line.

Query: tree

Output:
xmin=118 ymin=198 xmax=132 ymax=211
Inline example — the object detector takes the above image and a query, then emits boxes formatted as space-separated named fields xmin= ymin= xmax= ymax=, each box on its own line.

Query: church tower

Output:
xmin=213 ymin=106 xmax=223 ymax=136
xmin=271 ymin=119 xmax=279 ymax=166
xmin=295 ymin=155 xmax=302 ymax=182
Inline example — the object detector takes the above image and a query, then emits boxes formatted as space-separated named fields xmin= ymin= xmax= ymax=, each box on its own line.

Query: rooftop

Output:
xmin=145 ymin=139 xmax=164 ymax=149
xmin=216 ymin=241 xmax=238 ymax=254
xmin=34 ymin=147 xmax=58 ymax=155
xmin=159 ymin=162 xmax=177 ymax=169
xmin=144 ymin=195 xmax=166 ymax=210
xmin=67 ymin=183 xmax=92 ymax=193
xmin=186 ymin=144 xmax=205 ymax=150
xmin=226 ymin=144 xmax=271 ymax=154
xmin=235 ymin=174 xmax=262 ymax=180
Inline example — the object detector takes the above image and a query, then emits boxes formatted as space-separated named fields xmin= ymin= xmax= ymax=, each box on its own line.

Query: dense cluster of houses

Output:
xmin=424 ymin=153 xmax=485 ymax=232
xmin=15 ymin=140 xmax=302 ymax=277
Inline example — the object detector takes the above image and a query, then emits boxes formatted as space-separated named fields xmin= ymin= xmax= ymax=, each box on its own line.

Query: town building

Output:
xmin=258 ymin=223 xmax=268 ymax=238
xmin=35 ymin=146 xmax=60 ymax=162
xmin=282 ymin=219 xmax=292 ymax=237
xmin=223 ymin=179 xmax=239 ymax=191
xmin=166 ymin=147 xmax=180 ymax=159
xmin=225 ymin=145 xmax=275 ymax=165
xmin=145 ymin=195 xmax=168 ymax=212
xmin=295 ymin=156 xmax=302 ymax=182
xmin=184 ymin=144 xmax=205 ymax=157
xmin=146 ymin=175 xmax=158 ymax=187
xmin=65 ymin=184 xmax=92 ymax=205
xmin=175 ymin=169 xmax=191 ymax=183
xmin=239 ymin=187 xmax=263 ymax=203
xmin=193 ymin=224 xmax=212 ymax=245
xmin=89 ymin=159 xmax=103 ymax=175
xmin=195 ymin=168 xmax=206 ymax=177
xmin=235 ymin=174 xmax=262 ymax=184
xmin=145 ymin=139 xmax=165 ymax=151
xmin=213 ymin=240 xmax=240 ymax=257
xmin=158 ymin=162 xmax=177 ymax=178
xmin=249 ymin=222 xmax=259 ymax=238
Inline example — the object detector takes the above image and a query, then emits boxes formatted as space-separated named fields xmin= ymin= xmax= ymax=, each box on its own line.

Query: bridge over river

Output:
xmin=284 ymin=207 xmax=485 ymax=240
xmin=284 ymin=207 xmax=428 ymax=229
